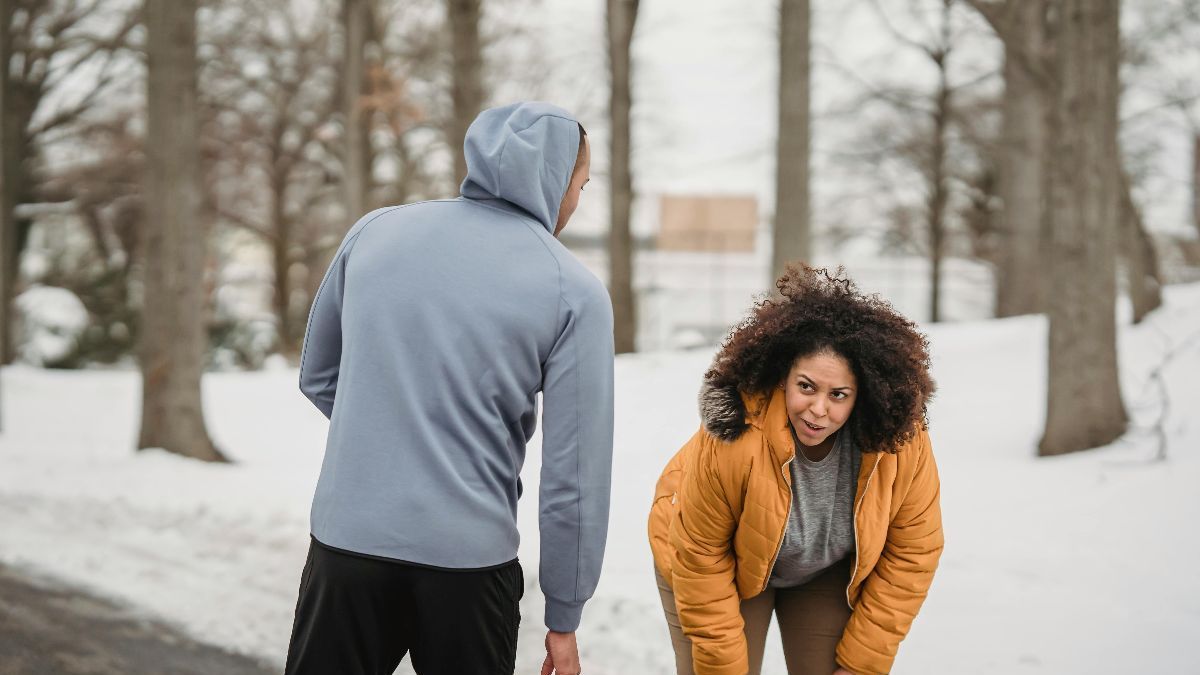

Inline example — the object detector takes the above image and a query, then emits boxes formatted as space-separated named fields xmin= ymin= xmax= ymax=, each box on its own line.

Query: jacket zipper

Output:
xmin=845 ymin=453 xmax=883 ymax=609
xmin=762 ymin=456 xmax=795 ymax=592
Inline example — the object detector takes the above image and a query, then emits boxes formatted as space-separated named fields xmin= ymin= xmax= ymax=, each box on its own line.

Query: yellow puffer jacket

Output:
xmin=647 ymin=383 xmax=943 ymax=675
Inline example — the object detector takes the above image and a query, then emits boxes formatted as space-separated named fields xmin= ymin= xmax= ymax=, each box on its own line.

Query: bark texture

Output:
xmin=992 ymin=0 xmax=1053 ymax=318
xmin=447 ymin=0 xmax=484 ymax=188
xmin=772 ymin=0 xmax=811 ymax=282
xmin=926 ymin=1 xmax=952 ymax=323
xmin=1039 ymin=0 xmax=1128 ymax=456
xmin=342 ymin=0 xmax=370 ymax=218
xmin=607 ymin=0 xmax=638 ymax=354
xmin=139 ymin=0 xmax=224 ymax=462
xmin=0 ymin=0 xmax=11 ymax=371
xmin=0 ymin=0 xmax=9 ymax=427
xmin=0 ymin=0 xmax=30 ymax=365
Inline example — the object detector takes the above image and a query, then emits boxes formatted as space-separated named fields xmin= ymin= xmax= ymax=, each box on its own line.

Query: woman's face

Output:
xmin=783 ymin=350 xmax=858 ymax=448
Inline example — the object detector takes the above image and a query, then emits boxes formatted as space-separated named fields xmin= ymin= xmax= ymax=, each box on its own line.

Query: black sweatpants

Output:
xmin=284 ymin=538 xmax=524 ymax=675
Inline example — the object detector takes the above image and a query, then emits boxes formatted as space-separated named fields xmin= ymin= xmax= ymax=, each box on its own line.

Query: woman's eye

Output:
xmin=798 ymin=382 xmax=813 ymax=391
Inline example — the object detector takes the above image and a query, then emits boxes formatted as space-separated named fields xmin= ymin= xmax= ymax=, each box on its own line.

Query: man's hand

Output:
xmin=540 ymin=630 xmax=581 ymax=675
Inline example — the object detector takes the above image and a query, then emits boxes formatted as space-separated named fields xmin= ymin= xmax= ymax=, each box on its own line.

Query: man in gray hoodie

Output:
xmin=284 ymin=102 xmax=614 ymax=675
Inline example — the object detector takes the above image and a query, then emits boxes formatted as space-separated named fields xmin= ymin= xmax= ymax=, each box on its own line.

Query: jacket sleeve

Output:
xmin=837 ymin=429 xmax=944 ymax=675
xmin=668 ymin=432 xmax=748 ymax=675
xmin=538 ymin=278 xmax=615 ymax=632
xmin=298 ymin=209 xmax=384 ymax=418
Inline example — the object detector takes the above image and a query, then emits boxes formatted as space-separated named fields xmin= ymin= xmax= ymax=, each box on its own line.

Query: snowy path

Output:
xmin=0 ymin=562 xmax=273 ymax=674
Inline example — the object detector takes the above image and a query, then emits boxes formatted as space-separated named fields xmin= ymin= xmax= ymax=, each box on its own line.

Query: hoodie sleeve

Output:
xmin=298 ymin=209 xmax=387 ymax=418
xmin=538 ymin=276 xmax=615 ymax=632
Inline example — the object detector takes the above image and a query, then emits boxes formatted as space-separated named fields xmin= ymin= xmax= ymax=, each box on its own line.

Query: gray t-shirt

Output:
xmin=768 ymin=430 xmax=861 ymax=588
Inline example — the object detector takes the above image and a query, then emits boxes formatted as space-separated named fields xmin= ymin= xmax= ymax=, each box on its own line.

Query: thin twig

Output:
xmin=1142 ymin=320 xmax=1200 ymax=462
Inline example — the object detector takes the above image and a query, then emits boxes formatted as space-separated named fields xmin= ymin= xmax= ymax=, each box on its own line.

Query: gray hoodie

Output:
xmin=299 ymin=102 xmax=614 ymax=632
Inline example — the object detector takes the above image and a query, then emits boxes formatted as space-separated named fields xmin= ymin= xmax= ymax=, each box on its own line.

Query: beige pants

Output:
xmin=655 ymin=557 xmax=853 ymax=675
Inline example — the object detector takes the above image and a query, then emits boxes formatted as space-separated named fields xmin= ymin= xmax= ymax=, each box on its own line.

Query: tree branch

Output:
xmin=867 ymin=0 xmax=939 ymax=58
xmin=216 ymin=206 xmax=275 ymax=243
xmin=1143 ymin=323 xmax=1200 ymax=462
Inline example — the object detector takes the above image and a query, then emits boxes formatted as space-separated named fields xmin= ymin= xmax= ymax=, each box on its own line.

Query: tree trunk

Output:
xmin=607 ymin=0 xmax=638 ymax=354
xmin=0 ymin=0 xmax=9 ymax=427
xmin=1193 ymin=133 xmax=1200 ymax=237
xmin=0 ymin=0 xmax=29 ymax=366
xmin=4 ymin=123 xmax=32 ymax=366
xmin=3 ymin=57 xmax=41 ymax=367
xmin=139 ymin=0 xmax=224 ymax=462
xmin=342 ymin=0 xmax=370 ymax=218
xmin=270 ymin=173 xmax=294 ymax=353
xmin=447 ymin=0 xmax=484 ymax=188
xmin=1039 ymin=0 xmax=1127 ymax=457
xmin=1120 ymin=171 xmax=1161 ymax=323
xmin=993 ymin=0 xmax=1052 ymax=317
xmin=928 ymin=10 xmax=951 ymax=324
xmin=772 ymin=0 xmax=810 ymax=281
xmin=266 ymin=109 xmax=299 ymax=354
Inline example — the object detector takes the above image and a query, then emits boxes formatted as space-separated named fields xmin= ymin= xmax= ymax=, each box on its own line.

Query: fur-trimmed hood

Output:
xmin=699 ymin=381 xmax=753 ymax=441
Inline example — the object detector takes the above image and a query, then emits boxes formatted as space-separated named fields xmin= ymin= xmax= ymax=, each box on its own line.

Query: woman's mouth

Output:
xmin=799 ymin=419 xmax=826 ymax=434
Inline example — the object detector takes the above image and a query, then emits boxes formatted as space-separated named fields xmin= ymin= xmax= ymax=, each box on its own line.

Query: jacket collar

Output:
xmin=699 ymin=382 xmax=795 ymax=466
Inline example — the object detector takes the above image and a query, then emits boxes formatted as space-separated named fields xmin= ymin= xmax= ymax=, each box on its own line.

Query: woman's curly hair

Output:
xmin=705 ymin=264 xmax=935 ymax=454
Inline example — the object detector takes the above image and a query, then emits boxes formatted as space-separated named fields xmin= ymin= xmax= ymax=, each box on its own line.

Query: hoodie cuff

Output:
xmin=544 ymin=598 xmax=586 ymax=632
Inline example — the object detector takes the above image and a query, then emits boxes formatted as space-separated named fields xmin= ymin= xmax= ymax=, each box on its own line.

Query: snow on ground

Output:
xmin=2 ymin=283 xmax=1199 ymax=674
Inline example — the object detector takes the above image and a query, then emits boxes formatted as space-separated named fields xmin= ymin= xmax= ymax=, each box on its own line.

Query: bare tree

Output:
xmin=851 ymin=0 xmax=971 ymax=323
xmin=446 ymin=0 xmax=484 ymax=186
xmin=139 ymin=0 xmax=224 ymax=462
xmin=374 ymin=0 xmax=551 ymax=202
xmin=1118 ymin=0 xmax=1200 ymax=299
xmin=1039 ymin=0 xmax=1128 ymax=456
xmin=968 ymin=0 xmax=1054 ymax=318
xmin=0 ymin=0 xmax=138 ymax=363
xmin=203 ymin=0 xmax=343 ymax=354
xmin=607 ymin=0 xmax=638 ymax=353
xmin=977 ymin=0 xmax=1171 ymax=321
xmin=372 ymin=0 xmax=462 ymax=203
xmin=772 ymin=0 xmax=811 ymax=280
xmin=365 ymin=36 xmax=437 ymax=204
xmin=926 ymin=0 xmax=953 ymax=323
xmin=38 ymin=112 xmax=143 ymax=364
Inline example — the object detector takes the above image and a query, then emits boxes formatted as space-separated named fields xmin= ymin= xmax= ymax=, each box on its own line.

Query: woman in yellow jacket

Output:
xmin=648 ymin=265 xmax=942 ymax=675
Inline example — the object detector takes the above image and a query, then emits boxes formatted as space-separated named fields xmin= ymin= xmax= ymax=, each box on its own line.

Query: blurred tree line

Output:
xmin=0 ymin=0 xmax=545 ymax=374
xmin=1 ymin=0 xmax=1198 ymax=459
xmin=0 ymin=0 xmax=548 ymax=454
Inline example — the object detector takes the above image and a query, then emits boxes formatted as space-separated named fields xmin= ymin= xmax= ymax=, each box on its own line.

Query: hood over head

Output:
xmin=459 ymin=101 xmax=582 ymax=234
